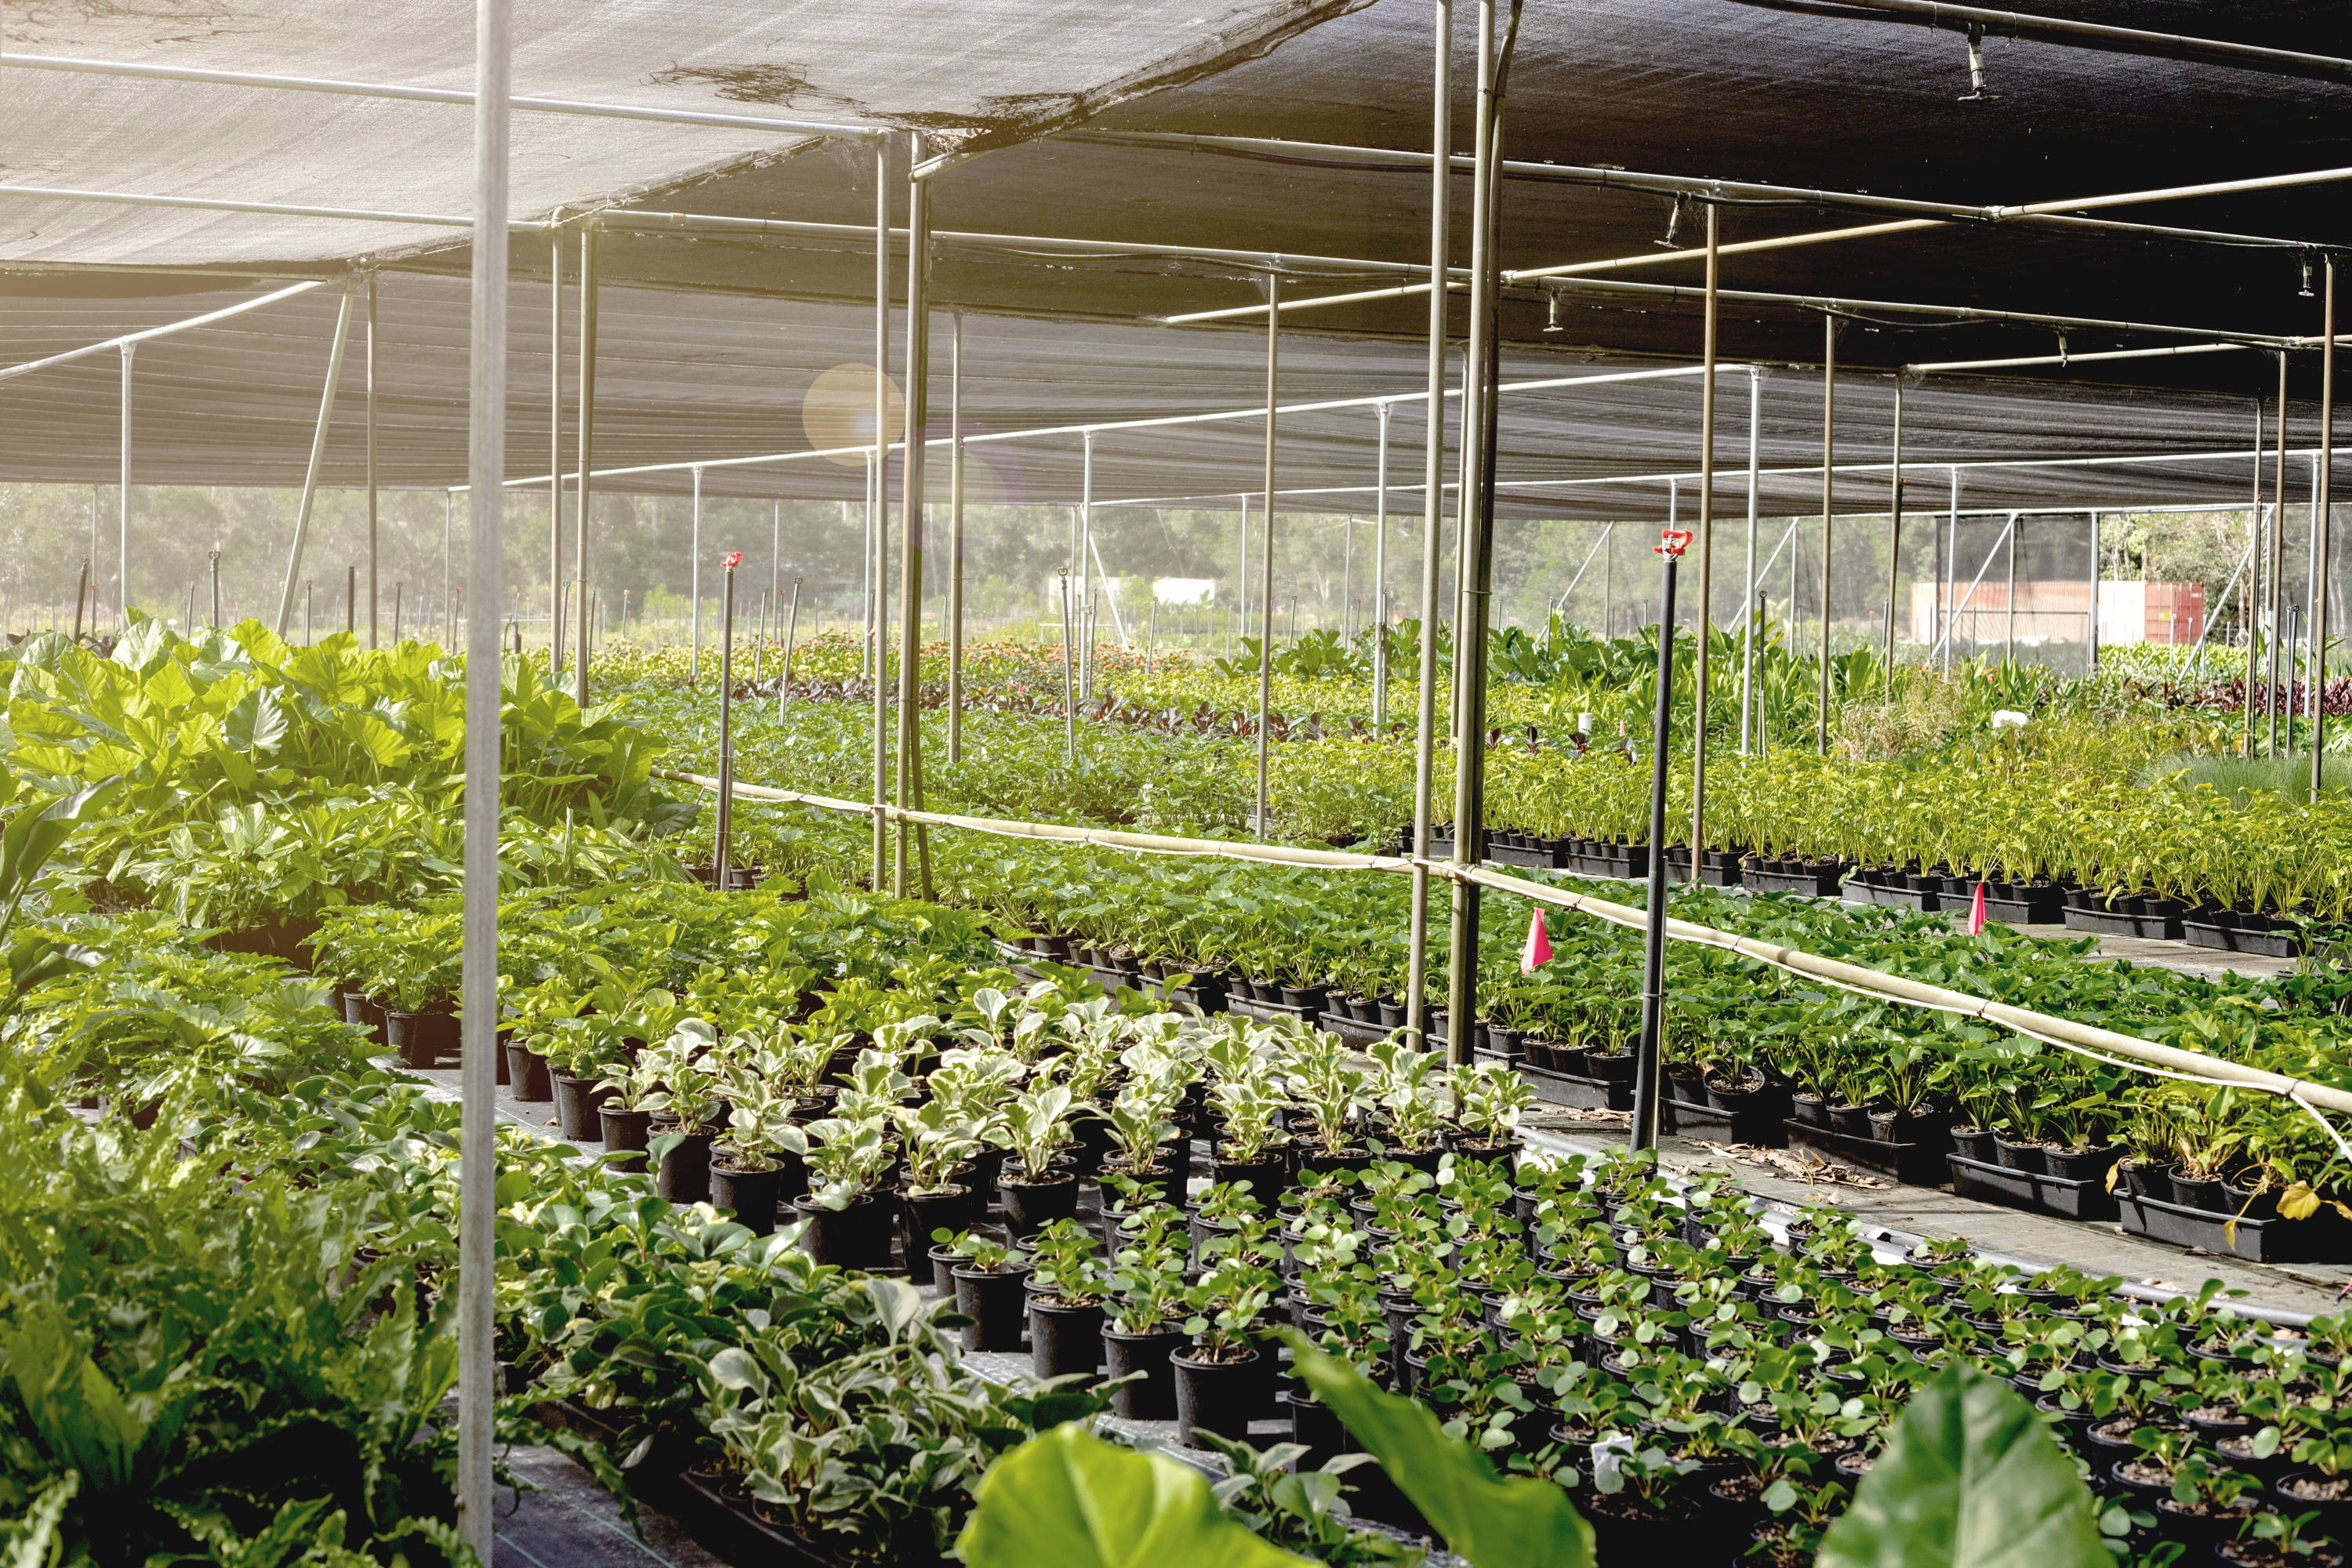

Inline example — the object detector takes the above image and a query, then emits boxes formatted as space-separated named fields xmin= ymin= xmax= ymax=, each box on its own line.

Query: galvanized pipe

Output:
xmin=1739 ymin=368 xmax=1763 ymax=752
xmin=689 ymin=467 xmax=703 ymax=681
xmin=948 ymin=311 xmax=967 ymax=764
xmin=1688 ymin=205 xmax=1721 ymax=870
xmin=2314 ymin=258 xmax=2336 ymax=801
xmin=1254 ymin=275 xmax=1281 ymax=841
xmin=117 ymin=346 xmax=132 ymax=626
xmin=573 ymin=228 xmax=598 ymax=704
xmin=2271 ymin=354 xmax=2291 ymax=756
xmin=0 ymin=278 xmax=325 ymax=383
xmin=1815 ymin=318 xmax=1835 ymax=752
xmin=1372 ymin=400 xmax=1393 ymax=725
xmin=273 ymin=286 xmax=356 ymax=636
xmin=895 ymin=131 xmax=932 ymax=898
xmin=548 ymin=234 xmax=565 ymax=670
xmin=365 ymin=275 xmax=379 ymax=648
xmin=1883 ymin=383 xmax=1904 ymax=670
xmin=870 ymin=140 xmax=892 ymax=891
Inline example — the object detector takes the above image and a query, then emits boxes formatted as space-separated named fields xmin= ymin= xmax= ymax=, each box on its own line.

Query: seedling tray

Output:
xmin=2116 ymin=1189 xmax=2352 ymax=1264
xmin=2183 ymin=919 xmax=2297 ymax=959
xmin=1320 ymin=1011 xmax=1396 ymax=1047
xmin=1786 ymin=1120 xmax=1950 ymax=1186
xmin=2063 ymin=905 xmax=2185 ymax=940
xmin=1744 ymin=865 xmax=1846 ymax=899
xmin=1980 ymin=885 xmax=2067 ymax=924
xmin=1486 ymin=839 xmax=1568 ymax=869
xmin=1519 ymin=1062 xmax=1632 ymax=1112
xmin=673 ymin=1472 xmax=848 ymax=1568
xmin=1664 ymin=1096 xmax=1788 ymax=1148
xmin=1845 ymin=880 xmax=1943 ymax=913
xmin=1227 ymin=994 xmax=1325 ymax=1029
xmin=1947 ymin=1152 xmax=2117 ymax=1221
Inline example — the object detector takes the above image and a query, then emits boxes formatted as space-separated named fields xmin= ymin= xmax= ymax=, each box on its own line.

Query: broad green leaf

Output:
xmin=1284 ymin=1333 xmax=1593 ymax=1568
xmin=1818 ymin=1363 xmax=2107 ymax=1568
xmin=956 ymin=1423 xmax=1311 ymax=1568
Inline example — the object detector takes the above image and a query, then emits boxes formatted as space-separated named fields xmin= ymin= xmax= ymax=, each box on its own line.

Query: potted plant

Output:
xmin=994 ymin=1084 xmax=1081 ymax=1235
xmin=1172 ymin=1252 xmax=1274 ymax=1444
xmin=1102 ymin=1201 xmax=1189 ymax=1420
xmin=1366 ymin=1039 xmax=1449 ymax=1171
xmin=640 ymin=1019 xmax=725 ymax=1204
xmin=708 ymin=1054 xmax=809 ymax=1236
xmin=789 ymin=1112 xmax=896 ymax=1270
xmin=940 ymin=1229 xmax=1032 ymax=1352
xmin=1283 ymin=1034 xmax=1371 ymax=1174
xmin=1025 ymin=1217 xmax=1109 ymax=1381
xmin=1099 ymin=1065 xmax=1185 ymax=1203
xmin=1452 ymin=1061 xmax=1531 ymax=1163
xmin=1207 ymin=1070 xmax=1290 ymax=1200
xmin=894 ymin=1098 xmax=986 ymax=1254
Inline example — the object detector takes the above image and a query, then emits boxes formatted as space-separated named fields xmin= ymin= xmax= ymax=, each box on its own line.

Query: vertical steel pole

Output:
xmin=1237 ymin=493 xmax=1250 ymax=654
xmin=2271 ymin=354 xmax=2291 ymax=757
xmin=442 ymin=490 xmax=454 ymax=646
xmin=118 ymin=346 xmax=133 ymax=626
xmin=574 ymin=227 xmax=597 ymax=706
xmin=716 ymin=559 xmax=736 ymax=879
xmin=948 ymin=310 xmax=967 ymax=763
xmin=346 ymin=562 xmax=357 ymax=633
xmin=1814 ymin=317 xmax=1835 ymax=751
xmin=896 ymin=132 xmax=932 ymax=898
xmin=1632 ymin=532 xmax=1686 ymax=1152
xmin=689 ymin=467 xmax=704 ymax=681
xmin=1373 ymin=399 xmax=1392 ymax=726
xmin=1444 ymin=0 xmax=1518 ymax=1069
xmin=367 ymin=274 xmax=380 ymax=648
xmin=1883 ymin=381 xmax=1904 ymax=673
xmin=870 ymin=140 xmax=892 ymax=891
xmin=2245 ymin=400 xmax=2263 ymax=754
xmin=1405 ymin=0 xmax=1453 ymax=1050
xmin=1738 ymin=369 xmax=1761 ymax=753
xmin=548 ymin=232 xmax=564 ymax=670
xmin=1686 ymin=203 xmax=1720 ymax=869
xmin=1254 ymin=278 xmax=1281 ymax=841
xmin=209 ymin=550 xmax=220 ymax=628
xmin=1080 ymin=429 xmax=1098 ymax=697
xmin=1059 ymin=572 xmax=1077 ymax=764
xmin=274 ymin=288 xmax=355 ymax=636
xmin=456 ymin=0 xmax=509 ymax=1552
xmin=2314 ymin=257 xmax=2336 ymax=800
xmin=779 ymin=578 xmax=801 ymax=721
xmin=2089 ymin=509 xmax=2102 ymax=670
xmin=2005 ymin=513 xmax=2020 ymax=666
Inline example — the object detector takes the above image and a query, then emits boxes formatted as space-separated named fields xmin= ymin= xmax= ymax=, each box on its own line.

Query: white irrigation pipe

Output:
xmin=661 ymin=767 xmax=2352 ymax=1122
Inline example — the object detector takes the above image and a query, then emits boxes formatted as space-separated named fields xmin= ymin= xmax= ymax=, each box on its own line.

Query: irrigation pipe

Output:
xmin=659 ymin=768 xmax=2352 ymax=1121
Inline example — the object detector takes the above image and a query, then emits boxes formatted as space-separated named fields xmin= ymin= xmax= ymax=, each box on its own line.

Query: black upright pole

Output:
xmin=715 ymin=553 xmax=740 ymax=882
xmin=1632 ymin=526 xmax=1692 ymax=1152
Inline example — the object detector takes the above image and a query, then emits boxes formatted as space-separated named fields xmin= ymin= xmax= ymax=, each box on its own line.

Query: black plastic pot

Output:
xmin=1102 ymin=1327 xmax=1182 ymax=1420
xmin=598 ymin=1105 xmax=652 ymax=1172
xmin=505 ymin=1040 xmax=554 ymax=1102
xmin=926 ymin=1243 xmax=962 ymax=1295
xmin=550 ymin=1072 xmax=613 ymax=1140
xmin=1949 ymin=1125 xmax=1998 ymax=1163
xmin=953 ymin=1265 xmax=1034 ymax=1352
xmin=709 ymin=1158 xmax=784 ymax=1234
xmin=1171 ymin=1346 xmax=1261 ymax=1443
xmin=654 ymin=1123 xmax=715 ymax=1203
xmin=1210 ymin=1150 xmax=1289 ymax=1202
xmin=1099 ymin=1157 xmax=1180 ymax=1205
xmin=384 ymin=1009 xmax=438 ymax=1069
xmin=2118 ymin=1160 xmax=2175 ymax=1206
xmin=1029 ymin=1298 xmax=1105 ymax=1380
xmin=1789 ymin=1092 xmax=1831 ymax=1128
xmin=2045 ymin=1145 xmax=2122 ymax=1182
xmin=1285 ymin=1388 xmax=1347 ymax=1468
xmin=901 ymin=1185 xmax=985 ymax=1254
xmin=791 ymin=1193 xmax=897 ymax=1271
xmin=2274 ymin=1472 xmax=2352 ymax=1545
xmin=2171 ymin=1168 xmax=2228 ymax=1211
xmin=1000 ymin=1173 xmax=1080 ymax=1236
xmin=1994 ymin=1135 xmax=2048 ymax=1174
xmin=1828 ymin=1102 xmax=1873 ymax=1138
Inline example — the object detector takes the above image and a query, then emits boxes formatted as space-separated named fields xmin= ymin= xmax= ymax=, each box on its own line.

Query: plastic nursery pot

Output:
xmin=1098 ymin=1157 xmax=1179 ymax=1205
xmin=1588 ymin=1051 xmax=1636 ymax=1086
xmin=1788 ymin=1092 xmax=1831 ymax=1128
xmin=2118 ymin=1161 xmax=2175 ymax=1205
xmin=384 ymin=1010 xmax=437 ymax=1069
xmin=953 ymin=1264 xmax=1034 ymax=1352
xmin=504 ymin=1040 xmax=554 ymax=1102
xmin=550 ymin=1072 xmax=614 ymax=1140
xmin=1171 ymin=1345 xmax=1262 ymax=1444
xmin=900 ymin=1185 xmax=984 ymax=1256
xmin=597 ymin=1106 xmax=652 ymax=1172
xmin=1949 ymin=1125 xmax=1998 ymax=1163
xmin=2171 ymin=1168 xmax=2228 ymax=1212
xmin=927 ymin=1243 xmax=962 ymax=1296
xmin=1102 ymin=1327 xmax=1183 ymax=1420
xmin=1029 ymin=1298 xmax=1106 ymax=1380
xmin=1285 ymin=1388 xmax=1347 ymax=1468
xmin=708 ymin=1157 xmax=784 ymax=1235
xmin=1827 ymin=1102 xmax=1874 ymax=1138
xmin=2275 ymin=1470 xmax=2352 ymax=1541
xmin=653 ymin=1123 xmax=715 ymax=1204
xmin=1993 ymin=1134 xmax=2048 ymax=1174
xmin=2044 ymin=1145 xmax=2122 ymax=1182
xmin=998 ymin=1172 xmax=1080 ymax=1236
xmin=791 ymin=1192 xmax=898 ymax=1272
xmin=342 ymin=989 xmax=387 ymax=1047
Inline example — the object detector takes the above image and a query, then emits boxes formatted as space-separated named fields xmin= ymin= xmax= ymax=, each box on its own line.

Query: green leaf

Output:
xmin=1818 ymin=1363 xmax=2108 ymax=1568
xmin=956 ymin=1423 xmax=1312 ymax=1568
xmin=1283 ymin=1332 xmax=1593 ymax=1568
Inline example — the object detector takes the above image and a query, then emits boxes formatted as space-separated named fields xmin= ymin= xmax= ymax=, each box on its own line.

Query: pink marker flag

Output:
xmin=1965 ymin=881 xmax=1987 ymax=937
xmin=1521 ymin=907 xmax=1553 ymax=972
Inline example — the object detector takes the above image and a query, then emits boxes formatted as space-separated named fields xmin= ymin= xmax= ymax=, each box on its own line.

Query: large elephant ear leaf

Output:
xmin=956 ymin=1423 xmax=1311 ymax=1568
xmin=1284 ymin=1332 xmax=1593 ymax=1568
xmin=1820 ymin=1363 xmax=2108 ymax=1568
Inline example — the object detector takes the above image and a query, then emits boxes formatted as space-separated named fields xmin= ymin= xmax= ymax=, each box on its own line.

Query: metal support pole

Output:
xmin=1687 ymin=203 xmax=1721 ymax=869
xmin=1405 ymin=0 xmax=1453 ymax=1050
xmin=1059 ymin=572 xmax=1077 ymax=764
xmin=1080 ymin=430 xmax=1098 ymax=697
xmin=1883 ymin=381 xmax=1904 ymax=671
xmin=948 ymin=310 xmax=967 ymax=763
xmin=1373 ymin=399 xmax=1392 ymax=725
xmin=2270 ymin=354 xmax=2291 ymax=756
xmin=1738 ymin=369 xmax=1762 ymax=752
xmin=366 ymin=274 xmax=379 ymax=648
xmin=2245 ymin=401 xmax=2264 ymax=754
xmin=715 ymin=556 xmax=737 ymax=879
xmin=118 ymin=346 xmax=133 ymax=626
xmin=1815 ymin=317 xmax=1835 ymax=751
xmin=274 ymin=286 xmax=355 ymax=636
xmin=689 ymin=467 xmax=704 ymax=681
xmin=456 ymin=0 xmax=510 ymax=1552
xmin=442 ymin=491 xmax=454 ymax=646
xmin=1254 ymin=277 xmax=1281 ymax=840
xmin=1444 ymin=0 xmax=1519 ymax=1069
xmin=2089 ymin=509 xmax=2102 ymax=670
xmin=305 ymin=581 xmax=314 ymax=643
xmin=346 ymin=562 xmax=356 ymax=633
xmin=1632 ymin=530 xmax=1687 ymax=1151
xmin=548 ymin=231 xmax=564 ymax=670
xmin=870 ymin=138 xmax=892 ymax=891
xmin=2005 ymin=512 xmax=2020 ymax=666
xmin=2314 ymin=256 xmax=2336 ymax=800
xmin=778 ymin=578 xmax=801 ymax=721
xmin=209 ymin=550 xmax=220 ymax=628
xmin=895 ymin=131 xmax=932 ymax=898
xmin=574 ymin=227 xmax=597 ymax=706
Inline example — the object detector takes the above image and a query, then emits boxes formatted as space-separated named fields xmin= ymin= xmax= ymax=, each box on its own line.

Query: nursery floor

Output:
xmin=493 ymin=1445 xmax=724 ymax=1568
xmin=1519 ymin=1116 xmax=2352 ymax=1319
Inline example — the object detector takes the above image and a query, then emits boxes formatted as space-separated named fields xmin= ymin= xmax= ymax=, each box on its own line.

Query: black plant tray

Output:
xmin=1743 ymin=864 xmax=1846 ymax=899
xmin=2063 ymin=906 xmax=2185 ymax=941
xmin=2116 ymin=1189 xmax=2352 ymax=1264
xmin=1518 ymin=1062 xmax=1632 ymax=1112
xmin=1846 ymin=880 xmax=1943 ymax=913
xmin=1786 ymin=1121 xmax=1951 ymax=1186
xmin=1662 ymin=851 xmax=1747 ymax=888
xmin=673 ymin=1471 xmax=860 ymax=1568
xmin=1979 ymin=884 xmax=2067 ymax=925
xmin=2183 ymin=919 xmax=2298 ymax=960
xmin=1486 ymin=838 xmax=1568 ymax=869
xmin=1664 ymin=1095 xmax=1789 ymax=1148
xmin=1227 ymin=993 xmax=1325 ymax=1029
xmin=1320 ymin=1011 xmax=1397 ymax=1046
xmin=1947 ymin=1152 xmax=2118 ymax=1221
